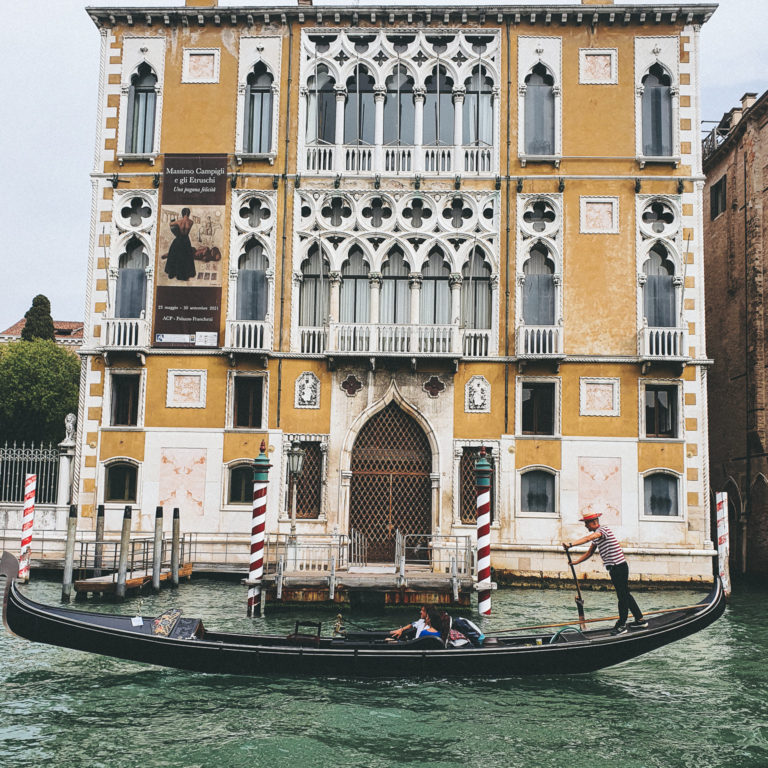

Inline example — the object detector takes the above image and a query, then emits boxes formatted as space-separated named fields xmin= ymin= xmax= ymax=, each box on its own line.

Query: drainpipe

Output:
xmin=504 ymin=17 xmax=512 ymax=433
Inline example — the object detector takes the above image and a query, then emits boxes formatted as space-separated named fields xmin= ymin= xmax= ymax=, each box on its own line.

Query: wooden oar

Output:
xmin=494 ymin=603 xmax=709 ymax=634
xmin=565 ymin=547 xmax=587 ymax=630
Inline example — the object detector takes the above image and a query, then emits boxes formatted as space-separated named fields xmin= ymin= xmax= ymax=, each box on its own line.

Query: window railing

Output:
xmin=300 ymin=326 xmax=328 ymax=354
xmin=343 ymin=145 xmax=374 ymax=173
xmin=103 ymin=317 xmax=151 ymax=349
xmin=463 ymin=146 xmax=493 ymax=174
xmin=384 ymin=147 xmax=413 ymax=173
xmin=306 ymin=145 xmax=335 ymax=173
xmin=516 ymin=324 xmax=563 ymax=357
xmin=462 ymin=328 xmax=492 ymax=357
xmin=224 ymin=320 xmax=272 ymax=352
xmin=423 ymin=146 xmax=453 ymax=173
xmin=639 ymin=326 xmax=687 ymax=359
xmin=328 ymin=322 xmax=461 ymax=356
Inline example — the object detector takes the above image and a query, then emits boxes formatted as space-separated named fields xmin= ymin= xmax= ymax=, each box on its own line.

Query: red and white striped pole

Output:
xmin=475 ymin=448 xmax=492 ymax=615
xmin=18 ymin=474 xmax=37 ymax=582
xmin=247 ymin=440 xmax=271 ymax=617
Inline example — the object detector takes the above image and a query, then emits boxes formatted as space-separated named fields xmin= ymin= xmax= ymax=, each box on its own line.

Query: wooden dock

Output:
xmin=74 ymin=562 xmax=193 ymax=595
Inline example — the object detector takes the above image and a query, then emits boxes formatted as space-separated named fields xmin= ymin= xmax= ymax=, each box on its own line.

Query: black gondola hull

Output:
xmin=1 ymin=552 xmax=726 ymax=678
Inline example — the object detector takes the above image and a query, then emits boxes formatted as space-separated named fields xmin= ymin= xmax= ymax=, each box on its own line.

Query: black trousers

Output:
xmin=607 ymin=562 xmax=642 ymax=625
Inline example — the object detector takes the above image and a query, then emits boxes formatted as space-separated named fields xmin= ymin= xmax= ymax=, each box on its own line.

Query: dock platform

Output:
xmin=74 ymin=562 xmax=193 ymax=595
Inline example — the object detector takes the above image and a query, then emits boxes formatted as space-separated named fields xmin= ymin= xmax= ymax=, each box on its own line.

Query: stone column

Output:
xmin=413 ymin=86 xmax=425 ymax=172
xmin=369 ymin=272 xmax=382 ymax=352
xmin=56 ymin=414 xmax=77 ymax=508
xmin=452 ymin=86 xmax=466 ymax=174
xmin=492 ymin=86 xmax=501 ymax=170
xmin=374 ymin=86 xmax=386 ymax=173
xmin=334 ymin=86 xmax=347 ymax=173
xmin=449 ymin=273 xmax=463 ymax=354
xmin=409 ymin=272 xmax=422 ymax=350
xmin=329 ymin=271 xmax=342 ymax=349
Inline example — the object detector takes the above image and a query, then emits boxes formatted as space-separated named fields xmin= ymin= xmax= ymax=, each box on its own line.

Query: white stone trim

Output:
xmin=165 ymin=369 xmax=207 ymax=409
xmin=516 ymin=465 xmax=560 ymax=518
xmin=638 ymin=467 xmax=685 ymax=522
xmin=116 ymin=36 xmax=166 ymax=163
xmin=580 ymin=377 xmax=620 ymax=417
xmin=579 ymin=196 xmax=619 ymax=234
xmin=98 ymin=456 xmax=143 ymax=509
xmin=579 ymin=48 xmax=618 ymax=85
xmin=515 ymin=375 xmax=561 ymax=438
xmin=103 ymin=367 xmax=147 ymax=428
xmin=182 ymin=47 xmax=220 ymax=84
xmin=225 ymin=370 xmax=269 ymax=430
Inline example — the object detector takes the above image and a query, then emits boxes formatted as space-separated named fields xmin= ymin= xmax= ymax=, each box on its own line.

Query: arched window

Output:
xmin=383 ymin=66 xmax=415 ymax=146
xmin=344 ymin=65 xmax=375 ymax=145
xmin=420 ymin=248 xmax=451 ymax=324
xmin=461 ymin=248 xmax=492 ymax=329
xmin=126 ymin=62 xmax=157 ymax=154
xmin=105 ymin=462 xmax=138 ymax=503
xmin=299 ymin=244 xmax=330 ymax=326
xmin=644 ymin=472 xmax=679 ymax=517
xmin=521 ymin=469 xmax=555 ymax=514
xmin=116 ymin=237 xmax=148 ymax=319
xmin=424 ymin=66 xmax=454 ymax=146
xmin=643 ymin=243 xmax=676 ymax=327
xmin=522 ymin=244 xmax=555 ymax=326
xmin=642 ymin=64 xmax=673 ymax=157
xmin=381 ymin=248 xmax=410 ymax=324
xmin=340 ymin=248 xmax=370 ymax=322
xmin=228 ymin=464 xmax=253 ymax=505
xmin=306 ymin=65 xmax=336 ymax=144
xmin=236 ymin=238 xmax=269 ymax=322
xmin=524 ymin=63 xmax=555 ymax=156
xmin=463 ymin=66 xmax=493 ymax=147
xmin=244 ymin=63 xmax=274 ymax=154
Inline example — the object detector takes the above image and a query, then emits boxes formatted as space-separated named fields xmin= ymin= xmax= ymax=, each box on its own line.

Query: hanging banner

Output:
xmin=715 ymin=491 xmax=731 ymax=596
xmin=154 ymin=154 xmax=227 ymax=348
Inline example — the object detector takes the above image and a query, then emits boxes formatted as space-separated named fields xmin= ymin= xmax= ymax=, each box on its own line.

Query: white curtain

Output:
xmin=523 ymin=246 xmax=555 ymax=326
xmin=381 ymin=250 xmax=410 ymax=323
xmin=340 ymin=249 xmax=370 ymax=323
xmin=116 ymin=240 xmax=148 ymax=318
xmin=421 ymin=250 xmax=450 ymax=324
xmin=461 ymin=249 xmax=492 ymax=328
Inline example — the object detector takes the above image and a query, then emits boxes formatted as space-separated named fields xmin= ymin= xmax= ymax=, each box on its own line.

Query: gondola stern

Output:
xmin=1 ymin=551 xmax=21 ymax=638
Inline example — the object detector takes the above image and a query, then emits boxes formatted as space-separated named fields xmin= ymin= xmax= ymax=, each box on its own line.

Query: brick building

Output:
xmin=703 ymin=90 xmax=768 ymax=577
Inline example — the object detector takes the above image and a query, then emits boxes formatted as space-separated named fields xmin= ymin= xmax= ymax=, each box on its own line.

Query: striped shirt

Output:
xmin=595 ymin=526 xmax=626 ymax=567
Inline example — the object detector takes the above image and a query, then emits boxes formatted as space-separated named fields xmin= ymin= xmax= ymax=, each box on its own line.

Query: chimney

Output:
xmin=185 ymin=0 xmax=217 ymax=6
xmin=297 ymin=0 xmax=313 ymax=5
xmin=741 ymin=92 xmax=758 ymax=111
xmin=728 ymin=107 xmax=743 ymax=130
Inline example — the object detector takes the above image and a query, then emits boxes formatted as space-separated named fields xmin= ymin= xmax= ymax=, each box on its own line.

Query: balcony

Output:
xmin=516 ymin=325 xmax=564 ymax=358
xmin=639 ymin=326 xmax=688 ymax=361
xmin=102 ymin=318 xmax=150 ymax=349
xmin=224 ymin=320 xmax=272 ymax=353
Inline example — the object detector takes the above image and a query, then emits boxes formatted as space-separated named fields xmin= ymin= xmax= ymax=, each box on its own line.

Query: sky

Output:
xmin=0 ymin=0 xmax=763 ymax=331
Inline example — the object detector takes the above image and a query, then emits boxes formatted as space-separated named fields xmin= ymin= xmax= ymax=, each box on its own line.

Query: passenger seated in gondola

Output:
xmin=389 ymin=605 xmax=442 ymax=641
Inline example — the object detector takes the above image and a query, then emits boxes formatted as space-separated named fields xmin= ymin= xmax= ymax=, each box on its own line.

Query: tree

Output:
xmin=0 ymin=340 xmax=80 ymax=445
xmin=21 ymin=294 xmax=55 ymax=342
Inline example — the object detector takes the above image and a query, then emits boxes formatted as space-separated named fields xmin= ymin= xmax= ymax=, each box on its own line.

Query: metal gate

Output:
xmin=349 ymin=402 xmax=432 ymax=562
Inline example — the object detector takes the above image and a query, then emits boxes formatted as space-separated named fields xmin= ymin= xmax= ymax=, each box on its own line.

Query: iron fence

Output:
xmin=0 ymin=443 xmax=59 ymax=504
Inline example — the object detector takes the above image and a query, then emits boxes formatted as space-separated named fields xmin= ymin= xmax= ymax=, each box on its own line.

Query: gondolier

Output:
xmin=563 ymin=511 xmax=647 ymax=635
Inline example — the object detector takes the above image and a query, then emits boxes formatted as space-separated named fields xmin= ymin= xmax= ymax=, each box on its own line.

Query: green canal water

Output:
xmin=1 ymin=577 xmax=766 ymax=768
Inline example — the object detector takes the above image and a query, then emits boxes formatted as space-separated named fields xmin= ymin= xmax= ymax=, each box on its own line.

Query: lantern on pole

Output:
xmin=247 ymin=440 xmax=271 ymax=618
xmin=287 ymin=441 xmax=306 ymax=541
xmin=474 ymin=447 xmax=492 ymax=615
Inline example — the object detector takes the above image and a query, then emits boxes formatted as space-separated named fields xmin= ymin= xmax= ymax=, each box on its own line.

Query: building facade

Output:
xmin=703 ymin=90 xmax=768 ymax=577
xmin=75 ymin=0 xmax=717 ymax=583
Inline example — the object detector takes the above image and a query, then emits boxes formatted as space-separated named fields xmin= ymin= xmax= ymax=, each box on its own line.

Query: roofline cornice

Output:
xmin=86 ymin=4 xmax=718 ymax=30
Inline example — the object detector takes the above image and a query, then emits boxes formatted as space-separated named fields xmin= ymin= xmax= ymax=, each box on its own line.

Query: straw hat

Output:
xmin=581 ymin=510 xmax=602 ymax=521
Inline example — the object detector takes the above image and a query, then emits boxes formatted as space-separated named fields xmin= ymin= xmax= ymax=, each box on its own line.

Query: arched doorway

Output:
xmin=349 ymin=402 xmax=432 ymax=562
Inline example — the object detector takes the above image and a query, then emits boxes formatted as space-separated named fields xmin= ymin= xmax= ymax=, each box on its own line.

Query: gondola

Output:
xmin=1 ymin=552 xmax=725 ymax=677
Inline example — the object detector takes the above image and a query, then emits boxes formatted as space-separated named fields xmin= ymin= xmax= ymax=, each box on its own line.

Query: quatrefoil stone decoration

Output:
xmin=403 ymin=199 xmax=432 ymax=228
xmin=523 ymin=200 xmax=556 ymax=233
xmin=240 ymin=197 xmax=271 ymax=228
xmin=423 ymin=376 xmax=446 ymax=398
xmin=341 ymin=374 xmax=363 ymax=397
xmin=642 ymin=200 xmax=675 ymax=234
xmin=121 ymin=196 xmax=152 ymax=227
xmin=443 ymin=197 xmax=472 ymax=228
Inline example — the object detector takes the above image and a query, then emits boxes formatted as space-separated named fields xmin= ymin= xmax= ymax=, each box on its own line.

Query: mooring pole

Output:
xmin=18 ymin=474 xmax=37 ymax=583
xmin=171 ymin=507 xmax=180 ymax=587
xmin=115 ymin=505 xmax=132 ymax=600
xmin=152 ymin=505 xmax=163 ymax=592
xmin=475 ymin=447 xmax=493 ymax=615
xmin=94 ymin=504 xmax=105 ymax=577
xmin=61 ymin=504 xmax=78 ymax=602
xmin=247 ymin=440 xmax=272 ymax=617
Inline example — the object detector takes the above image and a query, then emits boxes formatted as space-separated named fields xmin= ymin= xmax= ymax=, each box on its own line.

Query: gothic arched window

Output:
xmin=420 ymin=248 xmax=451 ymax=324
xmin=642 ymin=63 xmax=673 ymax=157
xmin=306 ymin=65 xmax=336 ymax=145
xmin=643 ymin=243 xmax=676 ymax=327
xmin=461 ymin=248 xmax=492 ymax=329
xmin=244 ymin=62 xmax=274 ymax=154
xmin=344 ymin=65 xmax=375 ymax=145
xmin=524 ymin=63 xmax=555 ymax=156
xmin=463 ymin=66 xmax=493 ymax=147
xmin=126 ymin=62 xmax=157 ymax=154
xmin=384 ymin=66 xmax=415 ymax=146
xmin=116 ymin=237 xmax=148 ymax=319
xmin=237 ymin=238 xmax=269 ymax=322
xmin=522 ymin=244 xmax=555 ymax=326
xmin=381 ymin=248 xmax=410 ymax=324
xmin=340 ymin=248 xmax=370 ymax=322
xmin=299 ymin=244 xmax=330 ymax=326
xmin=424 ymin=66 xmax=454 ymax=146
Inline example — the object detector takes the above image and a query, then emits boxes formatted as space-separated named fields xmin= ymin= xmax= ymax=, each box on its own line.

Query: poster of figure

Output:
xmin=154 ymin=154 xmax=227 ymax=348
